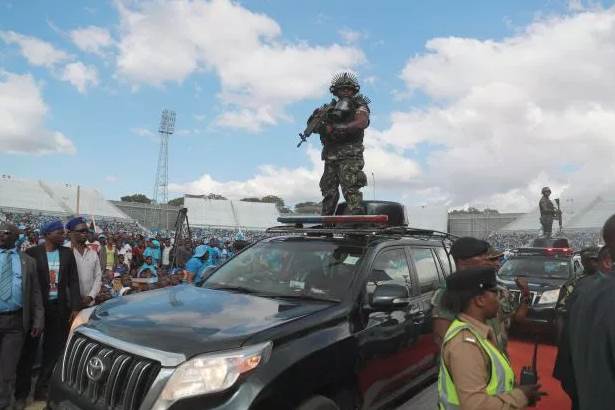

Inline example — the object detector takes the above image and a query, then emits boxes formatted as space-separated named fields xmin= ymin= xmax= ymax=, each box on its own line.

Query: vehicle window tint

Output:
xmin=435 ymin=247 xmax=454 ymax=276
xmin=368 ymin=249 xmax=410 ymax=284
xmin=410 ymin=248 xmax=440 ymax=293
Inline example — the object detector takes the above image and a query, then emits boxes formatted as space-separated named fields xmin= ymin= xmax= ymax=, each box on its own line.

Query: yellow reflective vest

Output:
xmin=438 ymin=319 xmax=515 ymax=409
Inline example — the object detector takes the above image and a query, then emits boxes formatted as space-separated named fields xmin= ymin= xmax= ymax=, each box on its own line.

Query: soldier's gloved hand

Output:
xmin=331 ymin=123 xmax=350 ymax=137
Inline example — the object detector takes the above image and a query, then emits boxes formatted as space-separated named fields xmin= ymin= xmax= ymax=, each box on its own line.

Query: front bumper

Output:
xmin=48 ymin=364 xmax=260 ymax=410
xmin=47 ymin=327 xmax=262 ymax=410
xmin=525 ymin=302 xmax=556 ymax=326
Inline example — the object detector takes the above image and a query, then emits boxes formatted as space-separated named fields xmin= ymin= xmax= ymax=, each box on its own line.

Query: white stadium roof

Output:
xmin=0 ymin=176 xmax=129 ymax=219
xmin=184 ymin=195 xmax=279 ymax=230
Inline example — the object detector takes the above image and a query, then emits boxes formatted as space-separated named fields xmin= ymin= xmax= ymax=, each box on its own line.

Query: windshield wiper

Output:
xmin=266 ymin=293 xmax=340 ymax=303
xmin=207 ymin=285 xmax=261 ymax=294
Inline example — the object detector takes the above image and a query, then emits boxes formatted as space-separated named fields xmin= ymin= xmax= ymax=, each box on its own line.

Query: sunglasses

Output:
xmin=0 ymin=230 xmax=14 ymax=235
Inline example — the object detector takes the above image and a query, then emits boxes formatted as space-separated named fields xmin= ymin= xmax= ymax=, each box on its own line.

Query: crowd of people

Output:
xmin=487 ymin=230 xmax=602 ymax=251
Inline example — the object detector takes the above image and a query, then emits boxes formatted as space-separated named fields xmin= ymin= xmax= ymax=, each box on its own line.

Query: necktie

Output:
xmin=0 ymin=251 xmax=13 ymax=301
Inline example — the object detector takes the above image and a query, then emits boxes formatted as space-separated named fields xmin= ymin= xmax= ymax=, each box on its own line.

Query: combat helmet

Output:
xmin=330 ymin=72 xmax=360 ymax=94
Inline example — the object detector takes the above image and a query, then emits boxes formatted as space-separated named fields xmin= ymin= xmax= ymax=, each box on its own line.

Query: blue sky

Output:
xmin=2 ymin=0 xmax=614 ymax=211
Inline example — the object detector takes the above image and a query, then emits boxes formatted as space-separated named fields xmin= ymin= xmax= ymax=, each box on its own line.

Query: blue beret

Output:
xmin=65 ymin=216 xmax=86 ymax=231
xmin=41 ymin=220 xmax=64 ymax=236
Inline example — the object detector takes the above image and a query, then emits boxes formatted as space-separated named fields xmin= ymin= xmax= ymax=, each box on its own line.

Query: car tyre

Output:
xmin=297 ymin=395 xmax=340 ymax=410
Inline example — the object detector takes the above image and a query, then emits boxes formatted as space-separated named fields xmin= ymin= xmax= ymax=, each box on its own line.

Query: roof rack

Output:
xmin=265 ymin=224 xmax=457 ymax=241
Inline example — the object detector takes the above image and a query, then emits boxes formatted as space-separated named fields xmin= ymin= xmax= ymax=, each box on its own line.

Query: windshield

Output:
xmin=203 ymin=239 xmax=365 ymax=301
xmin=498 ymin=256 xmax=571 ymax=279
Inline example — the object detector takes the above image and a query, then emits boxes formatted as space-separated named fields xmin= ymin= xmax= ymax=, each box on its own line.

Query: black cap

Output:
xmin=450 ymin=237 xmax=490 ymax=260
xmin=446 ymin=267 xmax=497 ymax=292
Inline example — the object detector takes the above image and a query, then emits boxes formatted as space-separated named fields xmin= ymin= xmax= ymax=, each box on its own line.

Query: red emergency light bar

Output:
xmin=544 ymin=247 xmax=573 ymax=256
xmin=277 ymin=215 xmax=389 ymax=225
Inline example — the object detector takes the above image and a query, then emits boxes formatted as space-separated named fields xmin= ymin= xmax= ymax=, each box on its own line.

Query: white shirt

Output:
xmin=72 ymin=246 xmax=102 ymax=303
xmin=162 ymin=246 xmax=171 ymax=265
xmin=118 ymin=244 xmax=132 ymax=262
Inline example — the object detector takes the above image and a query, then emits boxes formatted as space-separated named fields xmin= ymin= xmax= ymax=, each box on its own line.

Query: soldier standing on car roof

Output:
xmin=308 ymin=73 xmax=371 ymax=216
xmin=438 ymin=267 xmax=545 ymax=410
xmin=539 ymin=187 xmax=560 ymax=238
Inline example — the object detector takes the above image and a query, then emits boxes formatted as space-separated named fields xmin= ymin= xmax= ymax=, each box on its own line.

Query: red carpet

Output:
xmin=508 ymin=339 xmax=570 ymax=409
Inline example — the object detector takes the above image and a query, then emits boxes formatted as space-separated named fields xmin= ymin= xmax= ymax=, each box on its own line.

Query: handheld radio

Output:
xmin=520 ymin=341 xmax=538 ymax=386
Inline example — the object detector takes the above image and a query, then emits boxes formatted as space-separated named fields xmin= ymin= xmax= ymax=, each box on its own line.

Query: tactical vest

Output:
xmin=438 ymin=319 xmax=515 ymax=409
xmin=320 ymin=96 xmax=369 ymax=148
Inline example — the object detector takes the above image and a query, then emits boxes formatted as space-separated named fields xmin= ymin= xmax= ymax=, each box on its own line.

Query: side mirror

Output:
xmin=370 ymin=283 xmax=410 ymax=310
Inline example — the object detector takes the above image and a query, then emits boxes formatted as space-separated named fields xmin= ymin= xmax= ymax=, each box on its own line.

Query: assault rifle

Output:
xmin=297 ymin=100 xmax=335 ymax=148
xmin=554 ymin=198 xmax=562 ymax=231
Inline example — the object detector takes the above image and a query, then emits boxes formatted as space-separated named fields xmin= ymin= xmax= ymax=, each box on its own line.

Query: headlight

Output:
xmin=68 ymin=307 xmax=95 ymax=337
xmin=537 ymin=289 xmax=560 ymax=305
xmin=159 ymin=341 xmax=272 ymax=402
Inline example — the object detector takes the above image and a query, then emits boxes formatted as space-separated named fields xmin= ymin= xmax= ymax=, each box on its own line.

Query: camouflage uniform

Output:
xmin=319 ymin=132 xmax=368 ymax=216
xmin=539 ymin=187 xmax=558 ymax=237
xmin=431 ymin=286 xmax=520 ymax=355
xmin=314 ymin=73 xmax=370 ymax=215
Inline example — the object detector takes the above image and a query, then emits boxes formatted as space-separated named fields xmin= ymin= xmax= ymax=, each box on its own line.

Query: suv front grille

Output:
xmin=61 ymin=334 xmax=161 ymax=410
xmin=508 ymin=289 xmax=540 ymax=305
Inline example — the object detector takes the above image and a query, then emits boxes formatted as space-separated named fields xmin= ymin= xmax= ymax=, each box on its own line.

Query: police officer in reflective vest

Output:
xmin=438 ymin=267 xmax=545 ymax=409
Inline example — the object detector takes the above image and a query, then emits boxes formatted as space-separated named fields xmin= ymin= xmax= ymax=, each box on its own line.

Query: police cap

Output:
xmin=450 ymin=237 xmax=491 ymax=260
xmin=445 ymin=267 xmax=497 ymax=292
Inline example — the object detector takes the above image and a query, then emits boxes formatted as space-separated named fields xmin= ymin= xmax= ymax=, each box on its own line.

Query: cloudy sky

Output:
xmin=2 ymin=0 xmax=615 ymax=212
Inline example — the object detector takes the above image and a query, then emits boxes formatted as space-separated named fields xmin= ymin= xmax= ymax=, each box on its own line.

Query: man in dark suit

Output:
xmin=14 ymin=220 xmax=81 ymax=406
xmin=0 ymin=222 xmax=43 ymax=410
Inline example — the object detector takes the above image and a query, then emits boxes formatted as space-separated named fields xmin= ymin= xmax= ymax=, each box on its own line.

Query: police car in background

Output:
xmin=48 ymin=201 xmax=456 ymax=410
xmin=496 ymin=239 xmax=580 ymax=337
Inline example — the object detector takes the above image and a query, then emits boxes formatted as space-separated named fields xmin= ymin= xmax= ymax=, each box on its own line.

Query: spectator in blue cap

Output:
xmin=185 ymin=246 xmax=210 ymax=284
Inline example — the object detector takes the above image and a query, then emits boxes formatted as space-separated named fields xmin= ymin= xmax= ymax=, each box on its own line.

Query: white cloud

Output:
xmin=169 ymin=140 xmax=420 ymax=205
xmin=366 ymin=8 xmax=615 ymax=211
xmin=0 ymin=30 xmax=70 ymax=67
xmin=105 ymin=175 xmax=119 ymax=182
xmin=1 ymin=30 xmax=101 ymax=93
xmin=69 ymin=26 xmax=113 ymax=56
xmin=114 ymin=0 xmax=365 ymax=131
xmin=61 ymin=62 xmax=99 ymax=93
xmin=131 ymin=127 xmax=156 ymax=139
xmin=0 ymin=72 xmax=76 ymax=155
xmin=339 ymin=28 xmax=363 ymax=44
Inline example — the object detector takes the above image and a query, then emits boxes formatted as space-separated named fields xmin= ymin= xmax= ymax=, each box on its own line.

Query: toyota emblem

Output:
xmin=86 ymin=356 xmax=107 ymax=382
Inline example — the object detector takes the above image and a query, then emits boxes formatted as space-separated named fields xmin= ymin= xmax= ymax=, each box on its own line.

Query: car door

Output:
xmin=406 ymin=247 xmax=444 ymax=376
xmin=355 ymin=247 xmax=424 ymax=409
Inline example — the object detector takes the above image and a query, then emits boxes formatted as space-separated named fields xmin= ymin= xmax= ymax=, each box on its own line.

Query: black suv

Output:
xmin=49 ymin=202 xmax=454 ymax=410
xmin=496 ymin=243 xmax=578 ymax=334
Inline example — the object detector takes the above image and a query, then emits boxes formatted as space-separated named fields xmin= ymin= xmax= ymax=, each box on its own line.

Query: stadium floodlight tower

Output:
xmin=153 ymin=109 xmax=176 ymax=206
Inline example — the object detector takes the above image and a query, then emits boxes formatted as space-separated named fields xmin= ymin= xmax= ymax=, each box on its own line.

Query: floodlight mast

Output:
xmin=153 ymin=109 xmax=176 ymax=206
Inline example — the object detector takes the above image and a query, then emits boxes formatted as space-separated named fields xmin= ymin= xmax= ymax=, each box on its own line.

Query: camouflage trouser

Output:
xmin=540 ymin=216 xmax=553 ymax=237
xmin=320 ymin=157 xmax=367 ymax=215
